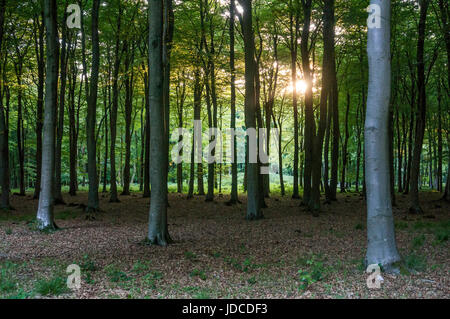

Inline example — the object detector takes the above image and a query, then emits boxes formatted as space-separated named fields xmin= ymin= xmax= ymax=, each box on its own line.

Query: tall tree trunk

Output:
xmin=228 ymin=0 xmax=239 ymax=204
xmin=289 ymin=0 xmax=300 ymax=199
xmin=341 ymin=92 xmax=350 ymax=193
xmin=241 ymin=0 xmax=262 ymax=220
xmin=109 ymin=3 xmax=122 ymax=202
xmin=147 ymin=0 xmax=171 ymax=245
xmin=54 ymin=5 xmax=69 ymax=205
xmin=86 ymin=0 xmax=100 ymax=214
xmin=33 ymin=10 xmax=45 ymax=199
xmin=301 ymin=0 xmax=313 ymax=206
xmin=36 ymin=0 xmax=59 ymax=230
xmin=0 ymin=0 xmax=10 ymax=209
xmin=122 ymin=41 xmax=134 ymax=196
xmin=409 ymin=0 xmax=430 ymax=214
xmin=365 ymin=0 xmax=400 ymax=268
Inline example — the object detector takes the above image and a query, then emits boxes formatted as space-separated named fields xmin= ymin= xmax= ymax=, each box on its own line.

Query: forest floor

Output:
xmin=0 ymin=190 xmax=448 ymax=299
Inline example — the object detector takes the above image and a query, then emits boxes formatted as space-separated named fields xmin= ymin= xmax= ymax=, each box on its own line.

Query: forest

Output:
xmin=0 ymin=0 xmax=448 ymax=300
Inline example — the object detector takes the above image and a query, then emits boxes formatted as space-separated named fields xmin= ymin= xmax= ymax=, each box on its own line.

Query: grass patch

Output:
xmin=412 ymin=234 xmax=426 ymax=249
xmin=34 ymin=276 xmax=68 ymax=296
xmin=190 ymin=269 xmax=207 ymax=280
xmin=105 ymin=264 xmax=130 ymax=283
xmin=403 ymin=253 xmax=427 ymax=272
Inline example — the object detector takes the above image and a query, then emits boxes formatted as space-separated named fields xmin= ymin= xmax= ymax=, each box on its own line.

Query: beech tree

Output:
xmin=365 ymin=0 xmax=401 ymax=268
xmin=36 ymin=0 xmax=59 ymax=230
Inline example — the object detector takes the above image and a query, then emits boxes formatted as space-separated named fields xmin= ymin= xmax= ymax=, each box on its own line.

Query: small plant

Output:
xmin=34 ymin=276 xmax=68 ymax=296
xmin=5 ymin=228 xmax=12 ymax=235
xmin=433 ymin=228 xmax=449 ymax=245
xmin=142 ymin=271 xmax=163 ymax=289
xmin=247 ymin=276 xmax=257 ymax=285
xmin=80 ymin=255 xmax=98 ymax=272
xmin=190 ymin=269 xmax=207 ymax=280
xmin=297 ymin=255 xmax=325 ymax=291
xmin=395 ymin=221 xmax=408 ymax=230
xmin=354 ymin=223 xmax=364 ymax=230
xmin=194 ymin=290 xmax=211 ymax=299
xmin=105 ymin=265 xmax=130 ymax=283
xmin=184 ymin=251 xmax=197 ymax=261
xmin=0 ymin=270 xmax=16 ymax=293
xmin=412 ymin=234 xmax=426 ymax=249
xmin=132 ymin=259 xmax=151 ymax=273
xmin=403 ymin=253 xmax=426 ymax=272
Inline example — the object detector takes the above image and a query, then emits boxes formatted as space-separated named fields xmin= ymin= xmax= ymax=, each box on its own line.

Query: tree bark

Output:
xmin=365 ymin=0 xmax=400 ymax=268
xmin=409 ymin=0 xmax=430 ymax=214
xmin=147 ymin=0 xmax=171 ymax=245
xmin=36 ymin=0 xmax=59 ymax=230
xmin=86 ymin=0 xmax=100 ymax=214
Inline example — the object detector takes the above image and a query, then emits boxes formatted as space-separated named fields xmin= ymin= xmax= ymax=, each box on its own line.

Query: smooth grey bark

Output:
xmin=147 ymin=0 xmax=171 ymax=245
xmin=240 ymin=0 xmax=262 ymax=220
xmin=365 ymin=0 xmax=400 ymax=268
xmin=86 ymin=0 xmax=100 ymax=214
xmin=36 ymin=0 xmax=59 ymax=230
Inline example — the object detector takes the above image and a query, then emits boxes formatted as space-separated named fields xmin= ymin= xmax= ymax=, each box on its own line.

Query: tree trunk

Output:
xmin=365 ymin=0 xmax=400 ymax=268
xmin=109 ymin=3 xmax=122 ymax=202
xmin=86 ymin=0 xmax=100 ymax=214
xmin=241 ymin=0 xmax=262 ymax=220
xmin=147 ymin=0 xmax=171 ymax=245
xmin=0 ymin=0 xmax=10 ymax=209
xmin=36 ymin=0 xmax=59 ymax=230
xmin=33 ymin=10 xmax=45 ymax=199
xmin=54 ymin=5 xmax=69 ymax=205
xmin=409 ymin=0 xmax=430 ymax=214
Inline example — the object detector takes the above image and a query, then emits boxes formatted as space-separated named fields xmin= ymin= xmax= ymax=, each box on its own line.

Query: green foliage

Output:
xmin=80 ymin=255 xmax=98 ymax=272
xmin=412 ymin=234 xmax=426 ymax=249
xmin=132 ymin=260 xmax=151 ymax=273
xmin=190 ymin=269 xmax=207 ymax=280
xmin=34 ymin=276 xmax=68 ymax=296
xmin=184 ymin=251 xmax=197 ymax=261
xmin=142 ymin=271 xmax=163 ymax=289
xmin=297 ymin=255 xmax=326 ymax=291
xmin=403 ymin=253 xmax=427 ymax=272
xmin=105 ymin=265 xmax=130 ymax=283
xmin=354 ymin=223 xmax=364 ymax=230
xmin=395 ymin=221 xmax=408 ymax=230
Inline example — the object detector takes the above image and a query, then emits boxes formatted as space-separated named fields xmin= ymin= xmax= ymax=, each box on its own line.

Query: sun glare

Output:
xmin=287 ymin=80 xmax=308 ymax=94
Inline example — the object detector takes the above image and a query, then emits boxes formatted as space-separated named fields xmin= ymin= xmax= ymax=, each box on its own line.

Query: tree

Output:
xmin=0 ymin=0 xmax=10 ymax=210
xmin=409 ymin=0 xmax=430 ymax=214
xmin=227 ymin=0 xmax=239 ymax=205
xmin=240 ymin=0 xmax=263 ymax=220
xmin=86 ymin=0 xmax=100 ymax=214
xmin=147 ymin=0 xmax=171 ymax=245
xmin=365 ymin=0 xmax=400 ymax=268
xmin=36 ymin=0 xmax=59 ymax=230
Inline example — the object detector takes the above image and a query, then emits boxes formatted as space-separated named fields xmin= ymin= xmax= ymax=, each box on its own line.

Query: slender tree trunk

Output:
xmin=409 ymin=0 xmax=430 ymax=214
xmin=109 ymin=3 xmax=122 ymax=202
xmin=147 ymin=0 xmax=171 ymax=245
xmin=365 ymin=0 xmax=400 ymax=268
xmin=86 ymin=0 xmax=100 ymax=214
xmin=0 ymin=0 xmax=10 ymax=209
xmin=301 ymin=0 xmax=313 ymax=206
xmin=33 ymin=11 xmax=45 ymax=199
xmin=341 ymin=92 xmax=350 ymax=193
xmin=36 ymin=0 xmax=59 ymax=230
xmin=122 ymin=41 xmax=134 ymax=196
xmin=241 ymin=0 xmax=262 ymax=220
xmin=54 ymin=5 xmax=69 ymax=205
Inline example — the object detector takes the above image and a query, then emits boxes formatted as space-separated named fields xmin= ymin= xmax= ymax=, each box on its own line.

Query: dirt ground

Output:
xmin=0 ymin=190 xmax=448 ymax=299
